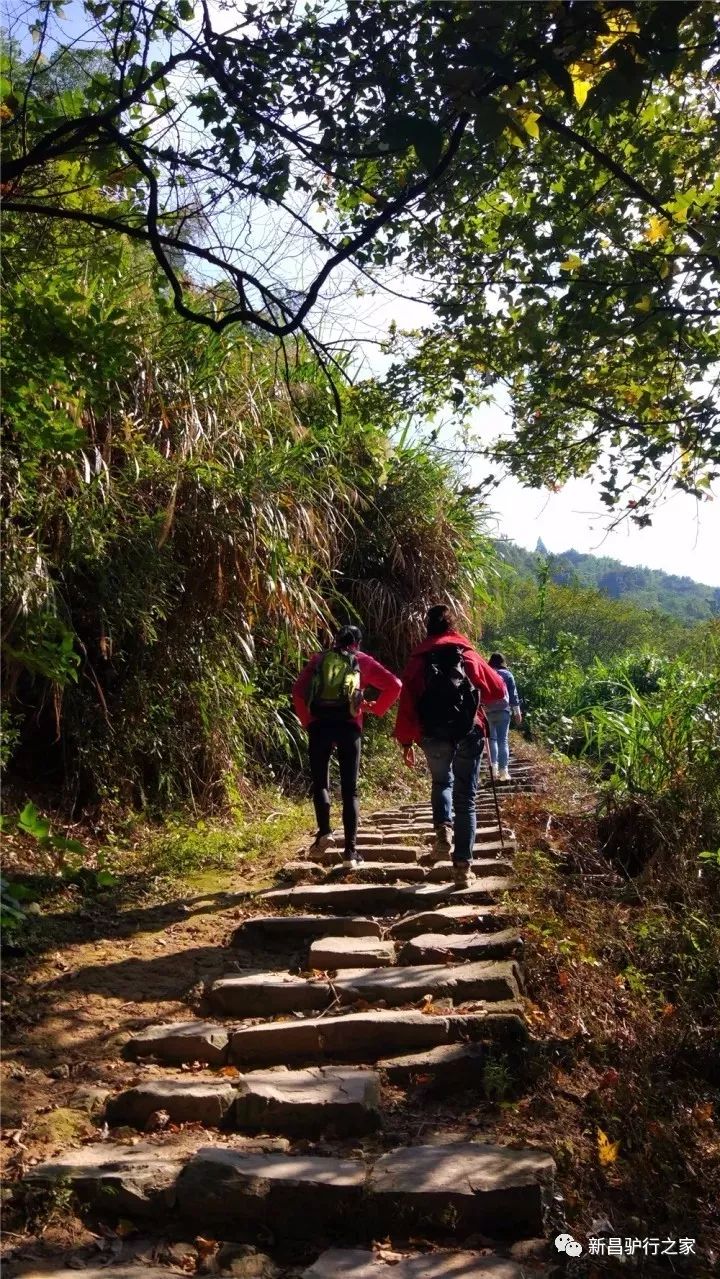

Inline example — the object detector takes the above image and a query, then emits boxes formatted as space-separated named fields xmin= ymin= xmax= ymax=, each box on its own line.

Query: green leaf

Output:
xmin=96 ymin=869 xmax=119 ymax=887
xmin=49 ymin=834 xmax=86 ymax=854
xmin=3 ymin=881 xmax=34 ymax=901
xmin=177 ymin=0 xmax=194 ymax=18
xmin=18 ymin=802 xmax=51 ymax=842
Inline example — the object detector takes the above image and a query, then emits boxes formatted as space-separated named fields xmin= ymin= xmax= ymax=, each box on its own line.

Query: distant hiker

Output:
xmin=486 ymin=652 xmax=522 ymax=783
xmin=394 ymin=605 xmax=507 ymax=888
xmin=293 ymin=625 xmax=401 ymax=869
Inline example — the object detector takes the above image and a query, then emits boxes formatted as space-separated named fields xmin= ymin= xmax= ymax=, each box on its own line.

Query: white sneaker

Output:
xmin=309 ymin=832 xmax=335 ymax=857
xmin=343 ymin=857 xmax=359 ymax=871
xmin=498 ymin=770 xmax=511 ymax=783
xmin=491 ymin=764 xmax=499 ymax=780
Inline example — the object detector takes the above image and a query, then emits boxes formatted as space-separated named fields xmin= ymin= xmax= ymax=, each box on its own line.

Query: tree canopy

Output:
xmin=2 ymin=1 xmax=719 ymax=510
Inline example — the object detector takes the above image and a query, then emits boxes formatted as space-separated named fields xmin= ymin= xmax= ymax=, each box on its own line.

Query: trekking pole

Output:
xmin=483 ymin=733 xmax=505 ymax=850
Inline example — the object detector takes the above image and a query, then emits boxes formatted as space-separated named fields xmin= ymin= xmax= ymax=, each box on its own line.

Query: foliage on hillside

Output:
xmin=495 ymin=537 xmax=720 ymax=622
xmin=489 ymin=547 xmax=719 ymax=1262
xmin=1 ymin=219 xmax=494 ymax=813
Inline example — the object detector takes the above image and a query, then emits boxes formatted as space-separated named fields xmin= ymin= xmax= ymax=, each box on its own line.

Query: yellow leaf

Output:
xmin=568 ymin=66 xmax=593 ymax=108
xmin=504 ymin=121 xmax=527 ymax=149
xmin=645 ymin=215 xmax=670 ymax=243
xmin=560 ymin=254 xmax=582 ymax=273
xmin=516 ymin=108 xmax=541 ymax=140
xmin=605 ymin=8 xmax=640 ymax=36
xmin=597 ymin=1127 xmax=620 ymax=1165
xmin=634 ymin=295 xmax=652 ymax=313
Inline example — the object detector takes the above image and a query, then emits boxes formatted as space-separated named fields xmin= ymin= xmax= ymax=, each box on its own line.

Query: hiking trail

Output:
xmin=12 ymin=755 xmax=559 ymax=1278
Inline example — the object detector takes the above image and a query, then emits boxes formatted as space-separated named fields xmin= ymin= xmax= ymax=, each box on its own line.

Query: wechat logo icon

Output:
xmin=555 ymin=1233 xmax=583 ymax=1257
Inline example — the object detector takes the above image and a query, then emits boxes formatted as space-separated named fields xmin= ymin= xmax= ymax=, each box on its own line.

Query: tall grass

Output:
xmin=2 ymin=226 xmax=493 ymax=811
xmin=583 ymin=668 xmax=720 ymax=798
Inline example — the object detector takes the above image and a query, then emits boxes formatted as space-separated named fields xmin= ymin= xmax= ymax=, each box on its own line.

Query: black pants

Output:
xmin=308 ymin=720 xmax=362 ymax=853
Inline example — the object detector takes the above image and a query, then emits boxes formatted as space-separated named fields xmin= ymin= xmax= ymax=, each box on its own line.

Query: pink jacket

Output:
xmin=394 ymin=631 xmax=507 ymax=746
xmin=292 ymin=649 xmax=401 ymax=729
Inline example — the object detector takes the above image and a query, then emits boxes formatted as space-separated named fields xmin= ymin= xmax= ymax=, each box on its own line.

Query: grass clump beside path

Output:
xmin=498 ymin=743 xmax=719 ymax=1273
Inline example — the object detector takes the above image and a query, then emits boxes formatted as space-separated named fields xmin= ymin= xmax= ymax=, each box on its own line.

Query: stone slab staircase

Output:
xmin=24 ymin=759 xmax=555 ymax=1277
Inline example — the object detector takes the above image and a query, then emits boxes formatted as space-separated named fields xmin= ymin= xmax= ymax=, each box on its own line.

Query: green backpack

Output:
xmin=309 ymin=648 xmax=362 ymax=719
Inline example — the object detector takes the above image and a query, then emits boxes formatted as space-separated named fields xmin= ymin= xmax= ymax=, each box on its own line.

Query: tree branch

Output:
xmin=538 ymin=108 xmax=720 ymax=277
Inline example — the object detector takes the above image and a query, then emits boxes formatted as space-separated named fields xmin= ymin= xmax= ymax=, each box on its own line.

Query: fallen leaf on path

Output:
xmin=597 ymin=1127 xmax=620 ymax=1165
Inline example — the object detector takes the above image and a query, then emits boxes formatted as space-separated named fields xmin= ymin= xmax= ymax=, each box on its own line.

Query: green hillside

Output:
xmin=495 ymin=538 xmax=720 ymax=623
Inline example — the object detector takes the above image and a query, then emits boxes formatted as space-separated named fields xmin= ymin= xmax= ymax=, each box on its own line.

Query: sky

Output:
xmin=345 ymin=286 xmax=720 ymax=589
xmin=470 ymin=406 xmax=720 ymax=587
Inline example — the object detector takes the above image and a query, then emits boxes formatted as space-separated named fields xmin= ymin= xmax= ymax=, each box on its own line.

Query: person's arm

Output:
xmin=358 ymin=653 xmax=401 ymax=717
xmin=505 ymin=670 xmax=520 ymax=707
xmin=291 ymin=654 xmax=320 ymax=728
xmin=393 ymin=655 xmax=423 ymax=747
xmin=506 ymin=670 xmax=522 ymax=723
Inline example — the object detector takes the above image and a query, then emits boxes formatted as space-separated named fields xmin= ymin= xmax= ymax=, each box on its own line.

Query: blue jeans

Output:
xmin=420 ymin=726 xmax=485 ymax=864
xmin=486 ymin=705 xmax=511 ymax=771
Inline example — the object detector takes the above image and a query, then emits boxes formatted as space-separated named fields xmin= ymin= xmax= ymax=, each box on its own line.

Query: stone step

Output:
xmin=375 ymin=819 xmax=510 ymax=833
xmin=398 ymin=929 xmax=522 ymax=965
xmin=383 ymin=823 xmax=511 ymax=839
xmin=418 ymin=842 xmax=515 ymax=867
xmin=107 ymin=1077 xmax=237 ymax=1127
xmin=229 ymin=1007 xmax=527 ymax=1067
xmin=108 ymin=1069 xmax=380 ymax=1135
xmin=209 ymin=971 xmax=333 ymax=1017
xmin=28 ymin=1140 xmax=553 ymax=1239
xmin=233 ymin=1067 xmax=380 ymax=1136
xmin=303 ymin=1249 xmax=524 ymax=1278
xmin=208 ymin=959 xmax=520 ymax=1017
xmin=314 ymin=844 xmax=421 ymax=866
xmin=124 ymin=1020 xmax=230 ymax=1065
xmin=388 ymin=904 xmax=513 ymax=939
xmin=424 ymin=858 xmax=513 ymax=882
xmin=324 ymin=862 xmax=427 ymax=882
xmin=338 ymin=830 xmax=386 ymax=844
xmin=309 ymin=935 xmax=396 ymax=968
xmin=262 ymin=877 xmax=508 ymax=915
xmin=378 ymin=1042 xmax=489 ymax=1087
xmin=351 ymin=844 xmax=421 ymax=863
xmin=126 ymin=1007 xmax=527 ymax=1071
xmin=232 ymin=915 xmax=382 ymax=946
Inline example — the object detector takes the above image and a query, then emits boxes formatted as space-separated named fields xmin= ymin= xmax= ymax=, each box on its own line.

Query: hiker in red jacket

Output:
xmin=394 ymin=604 xmax=507 ymax=888
xmin=293 ymin=625 xmax=401 ymax=869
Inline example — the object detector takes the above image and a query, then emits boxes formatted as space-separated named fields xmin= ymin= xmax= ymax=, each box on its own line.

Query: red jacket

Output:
xmin=292 ymin=649 xmax=401 ymax=730
xmin=394 ymin=631 xmax=507 ymax=746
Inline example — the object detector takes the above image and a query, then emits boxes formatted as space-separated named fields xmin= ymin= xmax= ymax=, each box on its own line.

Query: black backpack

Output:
xmin=418 ymin=644 xmax=479 ymax=741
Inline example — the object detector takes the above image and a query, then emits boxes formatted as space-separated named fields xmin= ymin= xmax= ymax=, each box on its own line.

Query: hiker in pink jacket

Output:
xmin=293 ymin=625 xmax=400 ymax=868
